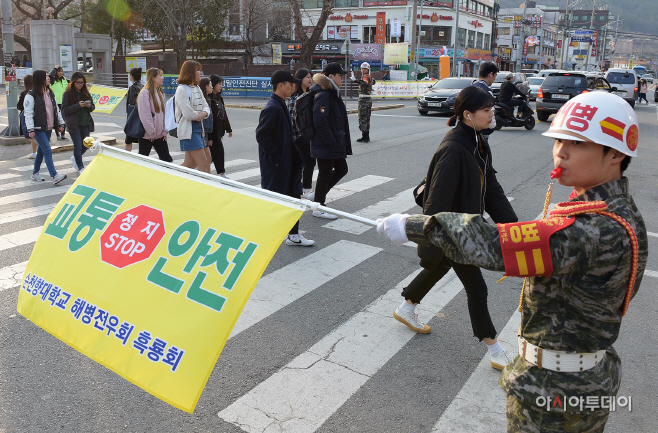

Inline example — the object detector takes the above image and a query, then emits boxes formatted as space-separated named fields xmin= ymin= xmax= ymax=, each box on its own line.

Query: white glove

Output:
xmin=489 ymin=106 xmax=496 ymax=129
xmin=350 ymin=71 xmax=356 ymax=81
xmin=376 ymin=213 xmax=410 ymax=246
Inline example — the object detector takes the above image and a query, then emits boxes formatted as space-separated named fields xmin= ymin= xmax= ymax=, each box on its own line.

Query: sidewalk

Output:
xmin=223 ymin=96 xmax=413 ymax=112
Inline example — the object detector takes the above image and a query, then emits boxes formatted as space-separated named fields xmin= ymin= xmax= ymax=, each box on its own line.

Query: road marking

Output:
xmin=11 ymin=155 xmax=97 ymax=171
xmin=324 ymin=175 xmax=393 ymax=202
xmin=0 ymin=227 xmax=42 ymax=252
xmin=0 ymin=261 xmax=29 ymax=292
xmin=94 ymin=122 xmax=123 ymax=128
xmin=0 ymin=204 xmax=56 ymax=225
xmin=372 ymin=114 xmax=435 ymax=118
xmin=323 ymin=187 xmax=416 ymax=234
xmin=230 ymin=240 xmax=382 ymax=338
xmin=0 ymin=187 xmax=70 ymax=206
xmin=227 ymin=167 xmax=261 ymax=181
xmin=130 ymin=149 xmax=184 ymax=157
xmin=645 ymin=270 xmax=658 ymax=278
xmin=219 ymin=269 xmax=462 ymax=432
xmin=0 ymin=173 xmax=20 ymax=181
xmin=648 ymin=232 xmax=658 ymax=238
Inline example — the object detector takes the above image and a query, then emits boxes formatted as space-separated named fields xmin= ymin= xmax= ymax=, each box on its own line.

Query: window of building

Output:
xmin=458 ymin=28 xmax=467 ymax=48
xmin=420 ymin=25 xmax=452 ymax=46
xmin=301 ymin=0 xmax=322 ymax=7
xmin=334 ymin=0 xmax=359 ymax=7
xmin=476 ymin=32 xmax=483 ymax=49
xmin=484 ymin=34 xmax=490 ymax=50
xmin=499 ymin=27 xmax=510 ymax=35
xmin=528 ymin=45 xmax=536 ymax=54
xmin=386 ymin=24 xmax=406 ymax=43
xmin=468 ymin=30 xmax=476 ymax=48
xmin=363 ymin=26 xmax=376 ymax=43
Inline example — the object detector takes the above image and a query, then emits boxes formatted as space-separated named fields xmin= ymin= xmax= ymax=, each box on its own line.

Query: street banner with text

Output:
xmin=17 ymin=151 xmax=304 ymax=413
xmin=89 ymin=85 xmax=128 ymax=114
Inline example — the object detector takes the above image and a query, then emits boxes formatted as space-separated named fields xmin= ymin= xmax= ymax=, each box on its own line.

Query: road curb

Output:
xmin=226 ymin=103 xmax=406 ymax=114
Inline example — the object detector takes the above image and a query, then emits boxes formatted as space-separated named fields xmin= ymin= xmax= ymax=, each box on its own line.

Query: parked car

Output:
xmin=521 ymin=69 xmax=539 ymax=76
xmin=536 ymin=72 xmax=616 ymax=121
xmin=490 ymin=72 xmax=530 ymax=101
xmin=527 ymin=76 xmax=545 ymax=100
xmin=417 ymin=77 xmax=476 ymax=115
xmin=641 ymin=73 xmax=653 ymax=84
xmin=604 ymin=68 xmax=638 ymax=107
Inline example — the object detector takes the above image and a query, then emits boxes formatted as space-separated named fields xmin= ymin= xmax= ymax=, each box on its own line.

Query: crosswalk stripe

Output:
xmin=11 ymin=155 xmax=96 ymax=172
xmin=324 ymin=175 xmax=394 ymax=202
xmin=323 ymin=187 xmax=417 ymax=234
xmin=0 ymin=173 xmax=20 ymax=181
xmin=219 ymin=269 xmax=462 ymax=432
xmin=229 ymin=240 xmax=382 ymax=338
xmin=431 ymin=311 xmax=520 ymax=432
xmin=0 ymin=187 xmax=70 ymax=206
xmin=0 ymin=227 xmax=42 ymax=252
xmin=227 ymin=167 xmax=261 ymax=181
xmin=0 ymin=204 xmax=56 ymax=226
xmin=0 ymin=261 xmax=29 ymax=292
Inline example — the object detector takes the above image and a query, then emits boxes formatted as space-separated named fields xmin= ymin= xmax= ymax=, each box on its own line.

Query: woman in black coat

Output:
xmin=393 ymin=86 xmax=518 ymax=370
xmin=208 ymin=75 xmax=233 ymax=177
xmin=125 ymin=67 xmax=143 ymax=152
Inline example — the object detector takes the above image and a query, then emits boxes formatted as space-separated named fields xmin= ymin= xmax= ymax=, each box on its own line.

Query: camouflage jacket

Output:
xmin=406 ymin=178 xmax=648 ymax=407
xmin=358 ymin=76 xmax=375 ymax=95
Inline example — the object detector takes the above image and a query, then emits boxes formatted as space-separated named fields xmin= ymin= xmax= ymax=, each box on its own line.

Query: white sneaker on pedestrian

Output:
xmin=52 ymin=173 xmax=67 ymax=185
xmin=490 ymin=350 xmax=514 ymax=370
xmin=308 ymin=192 xmax=315 ymax=202
xmin=31 ymin=173 xmax=45 ymax=182
xmin=313 ymin=211 xmax=337 ymax=220
xmin=302 ymin=188 xmax=314 ymax=199
xmin=70 ymin=156 xmax=81 ymax=172
xmin=28 ymin=152 xmax=36 ymax=159
xmin=219 ymin=174 xmax=228 ymax=179
xmin=393 ymin=307 xmax=431 ymax=334
xmin=285 ymin=234 xmax=315 ymax=246
xmin=79 ymin=167 xmax=85 ymax=174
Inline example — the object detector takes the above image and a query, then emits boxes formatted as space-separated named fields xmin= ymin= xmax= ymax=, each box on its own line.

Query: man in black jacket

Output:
xmin=499 ymin=72 xmax=531 ymax=118
xmin=256 ymin=70 xmax=314 ymax=247
xmin=309 ymin=62 xmax=352 ymax=220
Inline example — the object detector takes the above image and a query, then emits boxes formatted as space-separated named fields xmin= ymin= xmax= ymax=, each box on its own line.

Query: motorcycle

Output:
xmin=494 ymin=92 xmax=535 ymax=131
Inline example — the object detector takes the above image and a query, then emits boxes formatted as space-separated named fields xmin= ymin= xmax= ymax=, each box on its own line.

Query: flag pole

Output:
xmin=92 ymin=143 xmax=380 ymax=227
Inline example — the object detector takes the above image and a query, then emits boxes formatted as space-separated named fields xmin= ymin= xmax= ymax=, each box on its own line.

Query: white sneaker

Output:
xmin=308 ymin=192 xmax=315 ymax=202
xmin=70 ymin=156 xmax=81 ymax=171
xmin=313 ymin=211 xmax=337 ymax=220
xmin=28 ymin=152 xmax=36 ymax=159
xmin=31 ymin=173 xmax=45 ymax=182
xmin=302 ymin=189 xmax=314 ymax=199
xmin=490 ymin=350 xmax=514 ymax=370
xmin=79 ymin=167 xmax=85 ymax=173
xmin=393 ymin=307 xmax=431 ymax=334
xmin=52 ymin=173 xmax=67 ymax=185
xmin=285 ymin=234 xmax=315 ymax=246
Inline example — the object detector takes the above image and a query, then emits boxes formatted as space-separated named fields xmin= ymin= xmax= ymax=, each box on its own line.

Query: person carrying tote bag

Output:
xmin=137 ymin=68 xmax=172 ymax=162
xmin=125 ymin=67 xmax=143 ymax=151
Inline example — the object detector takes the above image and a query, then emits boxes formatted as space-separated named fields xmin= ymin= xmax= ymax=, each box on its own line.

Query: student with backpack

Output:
xmin=125 ymin=67 xmax=143 ymax=152
xmin=174 ymin=60 xmax=211 ymax=173
xmin=61 ymin=72 xmax=95 ymax=173
xmin=287 ymin=68 xmax=315 ymax=198
xmin=17 ymin=74 xmax=38 ymax=159
xmin=199 ymin=77 xmax=214 ymax=167
xmin=208 ymin=75 xmax=233 ymax=178
xmin=137 ymin=68 xmax=172 ymax=162
xmin=24 ymin=69 xmax=67 ymax=185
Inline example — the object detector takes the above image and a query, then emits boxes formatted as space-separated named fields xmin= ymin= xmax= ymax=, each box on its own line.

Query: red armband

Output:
xmin=498 ymin=217 xmax=575 ymax=277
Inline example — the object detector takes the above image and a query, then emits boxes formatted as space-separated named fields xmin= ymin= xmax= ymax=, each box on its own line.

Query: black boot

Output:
xmin=362 ymin=131 xmax=370 ymax=143
xmin=356 ymin=132 xmax=366 ymax=142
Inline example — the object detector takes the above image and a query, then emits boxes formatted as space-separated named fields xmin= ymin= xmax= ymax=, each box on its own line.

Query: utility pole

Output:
xmin=516 ymin=0 xmax=527 ymax=72
xmin=414 ymin=0 xmax=424 ymax=78
xmin=453 ymin=0 xmax=460 ymax=76
xmin=1 ymin=0 xmax=20 ymax=137
xmin=560 ymin=0 xmax=570 ymax=69
xmin=410 ymin=0 xmax=418 ymax=74
xmin=584 ymin=0 xmax=596 ymax=71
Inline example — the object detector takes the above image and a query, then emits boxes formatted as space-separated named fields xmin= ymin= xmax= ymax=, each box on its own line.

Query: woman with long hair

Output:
xmin=199 ymin=77 xmax=214 ymax=167
xmin=49 ymin=66 xmax=68 ymax=140
xmin=208 ymin=75 xmax=233 ymax=178
xmin=17 ymin=74 xmax=38 ymax=159
xmin=175 ymin=60 xmax=210 ymax=173
xmin=61 ymin=72 xmax=95 ymax=172
xmin=125 ymin=67 xmax=143 ymax=152
xmin=388 ymin=86 xmax=518 ymax=370
xmin=24 ymin=69 xmax=67 ymax=185
xmin=136 ymin=68 xmax=172 ymax=162
xmin=287 ymin=68 xmax=315 ymax=197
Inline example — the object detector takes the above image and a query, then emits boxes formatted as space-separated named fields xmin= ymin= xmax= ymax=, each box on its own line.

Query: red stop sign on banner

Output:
xmin=99 ymin=95 xmax=109 ymax=104
xmin=100 ymin=205 xmax=166 ymax=269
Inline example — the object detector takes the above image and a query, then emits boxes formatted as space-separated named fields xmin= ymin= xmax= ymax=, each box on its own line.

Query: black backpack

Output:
xmin=294 ymin=89 xmax=319 ymax=140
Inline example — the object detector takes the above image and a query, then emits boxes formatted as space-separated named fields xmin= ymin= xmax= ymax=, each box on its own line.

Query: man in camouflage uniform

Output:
xmin=351 ymin=62 xmax=375 ymax=143
xmin=377 ymin=92 xmax=648 ymax=432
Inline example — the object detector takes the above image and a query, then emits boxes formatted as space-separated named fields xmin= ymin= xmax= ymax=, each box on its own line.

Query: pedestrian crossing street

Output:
xmin=0 ymin=149 xmax=655 ymax=432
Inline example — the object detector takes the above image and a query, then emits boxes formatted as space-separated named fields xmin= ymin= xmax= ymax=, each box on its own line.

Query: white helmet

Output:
xmin=360 ymin=62 xmax=371 ymax=70
xmin=542 ymin=92 xmax=639 ymax=157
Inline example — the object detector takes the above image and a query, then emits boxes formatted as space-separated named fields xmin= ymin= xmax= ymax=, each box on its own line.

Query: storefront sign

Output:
xmin=391 ymin=18 xmax=402 ymax=37
xmin=284 ymin=42 xmax=343 ymax=53
xmin=591 ymin=32 xmax=598 ymax=57
xmin=352 ymin=44 xmax=383 ymax=60
xmin=417 ymin=13 xmax=453 ymax=20
xmin=364 ymin=0 xmax=407 ymax=5
xmin=376 ymin=12 xmax=386 ymax=45
xmin=467 ymin=48 xmax=492 ymax=61
xmin=222 ymin=77 xmax=273 ymax=97
xmin=420 ymin=47 xmax=466 ymax=58
xmin=523 ymin=43 xmax=528 ymax=56
xmin=501 ymin=15 xmax=542 ymax=28
xmin=329 ymin=14 xmax=369 ymax=20
xmin=469 ymin=20 xmax=484 ymax=28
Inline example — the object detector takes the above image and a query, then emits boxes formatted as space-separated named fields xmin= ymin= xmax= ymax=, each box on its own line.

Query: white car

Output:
xmin=604 ymin=68 xmax=639 ymax=107
xmin=641 ymin=74 xmax=653 ymax=84
xmin=527 ymin=76 xmax=545 ymax=100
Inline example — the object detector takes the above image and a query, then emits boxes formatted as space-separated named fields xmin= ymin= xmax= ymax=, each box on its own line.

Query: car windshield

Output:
xmin=494 ymin=74 xmax=509 ymax=83
xmin=543 ymin=75 xmax=586 ymax=88
xmin=528 ymin=78 xmax=545 ymax=85
xmin=642 ymin=74 xmax=652 ymax=79
xmin=606 ymin=72 xmax=636 ymax=84
xmin=430 ymin=79 xmax=473 ymax=90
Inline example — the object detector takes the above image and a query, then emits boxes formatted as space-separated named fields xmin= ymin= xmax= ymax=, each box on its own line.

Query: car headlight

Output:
xmin=419 ymin=96 xmax=426 ymax=102
xmin=446 ymin=95 xmax=457 ymax=103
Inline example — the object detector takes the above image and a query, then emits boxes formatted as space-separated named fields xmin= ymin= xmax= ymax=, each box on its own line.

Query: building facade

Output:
xmin=555 ymin=7 xmax=613 ymax=70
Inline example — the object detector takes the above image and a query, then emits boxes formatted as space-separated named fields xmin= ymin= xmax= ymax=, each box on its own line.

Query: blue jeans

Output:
xmin=69 ymin=125 xmax=90 ymax=169
xmin=33 ymin=130 xmax=57 ymax=177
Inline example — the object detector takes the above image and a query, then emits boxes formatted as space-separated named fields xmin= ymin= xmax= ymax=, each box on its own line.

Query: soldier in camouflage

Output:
xmin=377 ymin=92 xmax=648 ymax=432
xmin=351 ymin=62 xmax=375 ymax=143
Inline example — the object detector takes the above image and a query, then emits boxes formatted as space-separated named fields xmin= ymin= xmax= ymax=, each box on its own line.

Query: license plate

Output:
xmin=552 ymin=94 xmax=569 ymax=100
xmin=427 ymin=102 xmax=442 ymax=107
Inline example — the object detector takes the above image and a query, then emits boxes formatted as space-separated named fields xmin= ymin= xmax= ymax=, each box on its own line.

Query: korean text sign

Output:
xmin=16 ymin=152 xmax=303 ymax=413
xmin=89 ymin=85 xmax=128 ymax=114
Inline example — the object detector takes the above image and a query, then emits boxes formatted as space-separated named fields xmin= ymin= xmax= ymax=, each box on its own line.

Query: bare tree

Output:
xmin=11 ymin=0 xmax=77 ymax=52
xmin=235 ymin=0 xmax=271 ymax=64
xmin=288 ymin=0 xmax=332 ymax=66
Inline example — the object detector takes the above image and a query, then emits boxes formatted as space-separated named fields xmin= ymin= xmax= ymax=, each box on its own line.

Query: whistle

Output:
xmin=550 ymin=167 xmax=563 ymax=179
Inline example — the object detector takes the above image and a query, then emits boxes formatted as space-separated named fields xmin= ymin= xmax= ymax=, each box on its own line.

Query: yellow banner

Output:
xmin=89 ymin=85 xmax=128 ymax=114
xmin=383 ymin=43 xmax=409 ymax=65
xmin=16 ymin=152 xmax=303 ymax=413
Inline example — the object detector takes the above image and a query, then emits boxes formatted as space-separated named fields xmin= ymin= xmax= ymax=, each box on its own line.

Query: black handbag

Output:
xmin=124 ymin=105 xmax=145 ymax=138
xmin=413 ymin=178 xmax=426 ymax=207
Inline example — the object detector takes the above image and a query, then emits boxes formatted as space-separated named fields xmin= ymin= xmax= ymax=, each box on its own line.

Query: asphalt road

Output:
xmin=0 ymin=99 xmax=656 ymax=432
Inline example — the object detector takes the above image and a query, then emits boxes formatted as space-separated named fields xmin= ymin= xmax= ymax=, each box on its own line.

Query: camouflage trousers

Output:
xmin=358 ymin=96 xmax=372 ymax=132
xmin=506 ymin=395 xmax=610 ymax=433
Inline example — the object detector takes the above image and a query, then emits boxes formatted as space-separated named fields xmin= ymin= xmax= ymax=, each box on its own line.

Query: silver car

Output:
xmin=527 ymin=76 xmax=545 ymax=100
xmin=641 ymin=74 xmax=653 ymax=84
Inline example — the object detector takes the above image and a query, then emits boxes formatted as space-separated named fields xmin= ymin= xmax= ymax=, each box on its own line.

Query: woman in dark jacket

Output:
xmin=61 ymin=72 xmax=95 ymax=173
xmin=207 ymin=75 xmax=233 ymax=177
xmin=17 ymin=74 xmax=38 ymax=159
xmin=287 ymin=68 xmax=315 ymax=198
xmin=125 ymin=67 xmax=143 ymax=152
xmin=392 ymin=86 xmax=518 ymax=370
